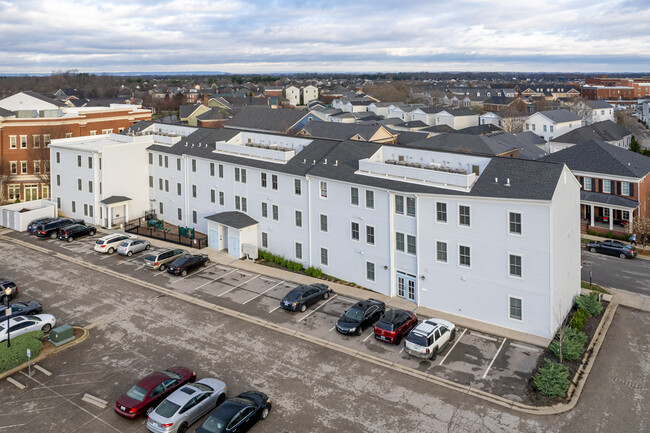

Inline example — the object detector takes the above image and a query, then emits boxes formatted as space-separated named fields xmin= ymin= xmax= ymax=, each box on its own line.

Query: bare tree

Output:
xmin=0 ymin=162 xmax=16 ymax=204
xmin=501 ymin=107 xmax=525 ymax=133
xmin=361 ymin=83 xmax=409 ymax=103
xmin=565 ymin=98 xmax=593 ymax=126
xmin=628 ymin=216 xmax=650 ymax=250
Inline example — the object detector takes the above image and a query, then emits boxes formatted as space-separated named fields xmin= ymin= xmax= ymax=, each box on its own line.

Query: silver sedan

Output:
xmin=147 ymin=378 xmax=227 ymax=433
xmin=117 ymin=239 xmax=151 ymax=256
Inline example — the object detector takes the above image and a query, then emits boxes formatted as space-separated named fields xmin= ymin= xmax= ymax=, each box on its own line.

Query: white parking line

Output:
xmin=298 ymin=294 xmax=337 ymax=322
xmin=399 ymin=347 xmax=404 ymax=353
xmin=363 ymin=332 xmax=373 ymax=342
xmin=173 ymin=263 xmax=216 ymax=282
xmin=438 ymin=328 xmax=466 ymax=366
xmin=482 ymin=338 xmax=507 ymax=379
xmin=215 ymin=265 xmax=230 ymax=272
xmin=100 ymin=254 xmax=114 ymax=260
xmin=217 ymin=275 xmax=259 ymax=297
xmin=329 ymin=325 xmax=336 ymax=332
xmin=269 ymin=305 xmax=282 ymax=313
xmin=192 ymin=269 xmax=237 ymax=291
xmin=242 ymin=280 xmax=285 ymax=304
xmin=259 ymin=277 xmax=277 ymax=283
xmin=0 ymin=424 xmax=25 ymax=430
xmin=469 ymin=331 xmax=498 ymax=342
xmin=510 ymin=342 xmax=542 ymax=352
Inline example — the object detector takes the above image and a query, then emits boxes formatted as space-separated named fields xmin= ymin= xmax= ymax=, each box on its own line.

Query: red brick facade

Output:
xmin=0 ymin=107 xmax=151 ymax=203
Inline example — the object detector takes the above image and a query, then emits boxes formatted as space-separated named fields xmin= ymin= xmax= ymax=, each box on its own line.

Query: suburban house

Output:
xmin=224 ymin=107 xmax=320 ymax=134
xmin=0 ymin=91 xmax=151 ymax=204
xmin=434 ymin=109 xmax=479 ymax=130
xmin=542 ymin=140 xmax=650 ymax=235
xmin=367 ymin=102 xmax=395 ymax=117
xmin=97 ymin=121 xmax=577 ymax=340
xmin=386 ymin=104 xmax=427 ymax=122
xmin=298 ymin=121 xmax=395 ymax=143
xmin=583 ymin=100 xmax=615 ymax=124
xmin=179 ymin=103 xmax=211 ymax=125
xmin=410 ymin=107 xmax=446 ymax=126
xmin=525 ymin=109 xmax=581 ymax=142
xmin=547 ymin=120 xmax=632 ymax=153
xmin=302 ymin=85 xmax=319 ymax=105
xmin=285 ymin=86 xmax=300 ymax=106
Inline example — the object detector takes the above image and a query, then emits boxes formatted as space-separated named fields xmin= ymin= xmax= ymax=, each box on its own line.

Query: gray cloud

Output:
xmin=0 ymin=0 xmax=649 ymax=73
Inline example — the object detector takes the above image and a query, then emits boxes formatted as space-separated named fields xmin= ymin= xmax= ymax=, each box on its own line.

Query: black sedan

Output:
xmin=336 ymin=298 xmax=385 ymax=336
xmin=280 ymin=283 xmax=333 ymax=312
xmin=586 ymin=240 xmax=637 ymax=259
xmin=167 ymin=254 xmax=210 ymax=276
xmin=196 ymin=391 xmax=272 ymax=433
xmin=0 ymin=301 xmax=43 ymax=321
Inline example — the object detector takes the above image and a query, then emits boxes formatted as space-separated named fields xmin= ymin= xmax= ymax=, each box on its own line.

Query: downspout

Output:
xmin=415 ymin=193 xmax=421 ymax=306
xmin=306 ymin=175 xmax=312 ymax=267
xmin=388 ymin=190 xmax=395 ymax=298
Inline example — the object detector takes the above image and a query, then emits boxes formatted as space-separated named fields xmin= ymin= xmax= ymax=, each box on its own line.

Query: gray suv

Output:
xmin=144 ymin=248 xmax=187 ymax=271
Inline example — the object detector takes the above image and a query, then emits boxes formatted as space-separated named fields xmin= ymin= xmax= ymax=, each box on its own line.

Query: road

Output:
xmin=581 ymin=249 xmax=650 ymax=296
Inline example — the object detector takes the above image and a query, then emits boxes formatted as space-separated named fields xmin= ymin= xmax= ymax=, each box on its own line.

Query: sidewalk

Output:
xmin=115 ymin=228 xmax=553 ymax=347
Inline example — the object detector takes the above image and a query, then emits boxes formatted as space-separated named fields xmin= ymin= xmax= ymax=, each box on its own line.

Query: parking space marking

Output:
xmin=0 ymin=424 xmax=25 ymax=431
xmin=362 ymin=332 xmax=373 ymax=342
xmin=329 ymin=325 xmax=336 ymax=332
xmin=242 ymin=280 xmax=285 ymax=304
xmin=269 ymin=305 xmax=282 ymax=313
xmin=6 ymin=377 xmax=26 ymax=389
xmin=470 ymin=331 xmax=498 ymax=342
xmin=173 ymin=263 xmax=216 ymax=282
xmin=438 ymin=328 xmax=466 ymax=366
xmin=215 ymin=265 xmax=231 ymax=272
xmin=399 ymin=347 xmax=404 ymax=353
xmin=259 ymin=277 xmax=277 ymax=283
xmin=510 ymin=342 xmax=542 ymax=352
xmin=100 ymin=254 xmax=114 ymax=260
xmin=298 ymin=294 xmax=338 ymax=322
xmin=193 ymin=269 xmax=237 ymax=291
xmin=217 ymin=275 xmax=259 ymax=297
xmin=482 ymin=338 xmax=507 ymax=379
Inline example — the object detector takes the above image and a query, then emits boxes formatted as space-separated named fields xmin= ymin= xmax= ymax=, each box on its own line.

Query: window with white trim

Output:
xmin=395 ymin=195 xmax=404 ymax=214
xmin=192 ymin=210 xmax=197 ymax=224
xmin=33 ymin=135 xmax=40 ymax=148
xmin=320 ymin=181 xmax=328 ymax=198
xmin=320 ymin=214 xmax=328 ymax=232
xmin=295 ymin=210 xmax=302 ymax=227
xmin=10 ymin=161 xmax=17 ymax=174
xmin=366 ymin=262 xmax=375 ymax=281
xmin=366 ymin=190 xmax=374 ymax=209
xmin=351 ymin=222 xmax=360 ymax=240
xmin=350 ymin=187 xmax=359 ymax=205
xmin=396 ymin=232 xmax=405 ymax=252
xmin=406 ymin=197 xmax=416 ymax=217
xmin=407 ymin=235 xmax=416 ymax=254
xmin=603 ymin=180 xmax=611 ymax=194
xmin=436 ymin=241 xmax=447 ymax=262
xmin=272 ymin=205 xmax=279 ymax=221
xmin=622 ymin=182 xmax=630 ymax=196
xmin=210 ymin=189 xmax=216 ymax=203
xmin=295 ymin=242 xmax=303 ymax=260
xmin=459 ymin=245 xmax=471 ymax=267
xmin=509 ymin=212 xmax=522 ymax=234
xmin=320 ymin=247 xmax=328 ymax=266
xmin=584 ymin=177 xmax=592 ymax=191
xmin=294 ymin=179 xmax=301 ymax=195
xmin=177 ymin=183 xmax=182 ymax=196
xmin=509 ymin=297 xmax=523 ymax=320
xmin=20 ymin=135 xmax=27 ymax=148
xmin=272 ymin=174 xmax=278 ymax=190
xmin=177 ymin=208 xmax=182 ymax=220
xmin=261 ymin=173 xmax=267 ymax=188
xmin=366 ymin=226 xmax=375 ymax=245
xmin=262 ymin=232 xmax=268 ymax=248
xmin=9 ymin=136 xmax=17 ymax=149
xmin=509 ymin=254 xmax=522 ymax=277
xmin=436 ymin=202 xmax=447 ymax=222
xmin=459 ymin=205 xmax=470 ymax=226
xmin=219 ymin=192 xmax=224 ymax=205
xmin=261 ymin=202 xmax=268 ymax=218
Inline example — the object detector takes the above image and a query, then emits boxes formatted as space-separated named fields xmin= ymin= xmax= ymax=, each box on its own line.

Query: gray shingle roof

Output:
xmin=584 ymin=100 xmax=613 ymax=109
xmin=0 ymin=107 xmax=15 ymax=117
xmin=225 ymin=107 xmax=308 ymax=132
xmin=552 ymin=120 xmax=631 ymax=144
xmin=536 ymin=109 xmax=581 ymax=123
xmin=22 ymin=90 xmax=65 ymax=107
xmin=101 ymin=195 xmax=131 ymax=204
xmin=205 ymin=211 xmax=258 ymax=229
xmin=441 ymin=108 xmax=477 ymax=116
xmin=180 ymin=103 xmax=203 ymax=119
xmin=541 ymin=139 xmax=650 ymax=178
xmin=580 ymin=190 xmax=638 ymax=209
xmin=300 ymin=121 xmax=389 ymax=141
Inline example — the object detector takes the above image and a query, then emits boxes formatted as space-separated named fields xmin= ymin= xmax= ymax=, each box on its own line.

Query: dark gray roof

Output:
xmin=441 ymin=108 xmax=477 ymax=117
xmin=420 ymin=124 xmax=456 ymax=133
xmin=390 ymin=130 xmax=431 ymax=144
xmin=225 ymin=107 xmax=308 ymax=132
xmin=100 ymin=195 xmax=131 ymax=204
xmin=0 ymin=107 xmax=15 ymax=117
xmin=394 ymin=120 xmax=429 ymax=128
xmin=300 ymin=121 xmax=389 ymax=141
xmin=196 ymin=108 xmax=228 ymax=121
xmin=205 ymin=211 xmax=258 ymax=229
xmin=580 ymin=191 xmax=638 ymax=209
xmin=584 ymin=100 xmax=613 ymax=109
xmin=483 ymin=96 xmax=516 ymax=105
xmin=180 ymin=103 xmax=203 ymax=119
xmin=552 ymin=120 xmax=631 ymax=144
xmin=536 ymin=109 xmax=581 ymax=123
xmin=455 ymin=124 xmax=502 ymax=135
xmin=541 ymin=139 xmax=650 ymax=178
xmin=22 ymin=90 xmax=65 ymax=107
xmin=416 ymin=106 xmax=446 ymax=114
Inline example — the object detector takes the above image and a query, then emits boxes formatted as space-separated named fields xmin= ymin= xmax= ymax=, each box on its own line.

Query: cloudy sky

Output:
xmin=1 ymin=0 xmax=649 ymax=74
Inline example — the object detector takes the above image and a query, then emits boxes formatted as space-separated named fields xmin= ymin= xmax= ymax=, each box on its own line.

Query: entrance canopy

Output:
xmin=205 ymin=212 xmax=259 ymax=259
xmin=205 ymin=211 xmax=258 ymax=229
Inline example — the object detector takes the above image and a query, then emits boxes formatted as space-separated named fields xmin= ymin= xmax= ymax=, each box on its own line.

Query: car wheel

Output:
xmin=181 ymin=270 xmax=188 ymax=277
xmin=127 ymin=251 xmax=133 ymax=257
xmin=323 ymin=291 xmax=329 ymax=300
xmin=590 ymin=247 xmax=597 ymax=253
xmin=260 ymin=407 xmax=270 ymax=420
xmin=42 ymin=324 xmax=52 ymax=333
xmin=67 ymin=237 xmax=73 ymax=243
xmin=159 ymin=264 xmax=166 ymax=271
xmin=451 ymin=329 xmax=456 ymax=341
xmin=204 ymin=259 xmax=210 ymax=267
xmin=178 ymin=423 xmax=188 ymax=433
xmin=145 ymin=244 xmax=150 ymax=250
xmin=356 ymin=327 xmax=363 ymax=336
xmin=620 ymin=253 xmax=627 ymax=259
xmin=89 ymin=230 xmax=96 ymax=236
xmin=108 ymin=247 xmax=114 ymax=254
xmin=299 ymin=304 xmax=307 ymax=312
xmin=216 ymin=393 xmax=226 ymax=407
xmin=429 ymin=349 xmax=437 ymax=360
xmin=395 ymin=335 xmax=402 ymax=345
xmin=49 ymin=232 xmax=57 ymax=239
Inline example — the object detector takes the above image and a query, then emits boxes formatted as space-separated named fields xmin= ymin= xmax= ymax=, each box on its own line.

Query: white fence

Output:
xmin=0 ymin=199 xmax=57 ymax=232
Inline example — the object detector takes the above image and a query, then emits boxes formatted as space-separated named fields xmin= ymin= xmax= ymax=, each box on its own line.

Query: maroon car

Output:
xmin=114 ymin=366 xmax=196 ymax=419
xmin=374 ymin=309 xmax=418 ymax=344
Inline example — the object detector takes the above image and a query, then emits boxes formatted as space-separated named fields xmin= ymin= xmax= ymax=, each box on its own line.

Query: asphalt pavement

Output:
xmin=582 ymin=249 xmax=650 ymax=296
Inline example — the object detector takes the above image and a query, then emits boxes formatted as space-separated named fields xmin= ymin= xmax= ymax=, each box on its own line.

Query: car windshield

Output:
xmin=343 ymin=306 xmax=364 ymax=322
xmin=155 ymin=400 xmax=180 ymax=418
xmin=406 ymin=332 xmax=428 ymax=347
xmin=95 ymin=240 xmax=105 ymax=245
xmin=163 ymin=370 xmax=182 ymax=380
xmin=284 ymin=290 xmax=304 ymax=301
xmin=126 ymin=385 xmax=148 ymax=402
xmin=119 ymin=241 xmax=130 ymax=247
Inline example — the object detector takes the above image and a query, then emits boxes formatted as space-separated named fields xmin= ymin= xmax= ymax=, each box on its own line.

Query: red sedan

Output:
xmin=114 ymin=366 xmax=196 ymax=419
xmin=374 ymin=309 xmax=418 ymax=344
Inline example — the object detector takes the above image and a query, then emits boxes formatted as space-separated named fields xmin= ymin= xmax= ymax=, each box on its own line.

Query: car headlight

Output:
xmin=348 ymin=327 xmax=356 ymax=333
xmin=292 ymin=302 xmax=297 ymax=306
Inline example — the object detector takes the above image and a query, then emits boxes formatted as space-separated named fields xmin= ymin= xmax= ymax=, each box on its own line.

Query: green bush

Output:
xmin=550 ymin=327 xmax=588 ymax=362
xmin=570 ymin=309 xmax=588 ymax=332
xmin=305 ymin=266 xmax=322 ymax=278
xmin=533 ymin=359 xmax=570 ymax=398
xmin=575 ymin=293 xmax=603 ymax=317
xmin=0 ymin=331 xmax=44 ymax=373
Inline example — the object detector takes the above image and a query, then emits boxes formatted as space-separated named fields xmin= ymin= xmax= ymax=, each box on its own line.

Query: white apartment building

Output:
xmin=525 ymin=109 xmax=581 ymax=142
xmin=285 ymin=86 xmax=300 ymax=106
xmin=51 ymin=121 xmax=580 ymax=340
xmin=302 ymin=85 xmax=318 ymax=105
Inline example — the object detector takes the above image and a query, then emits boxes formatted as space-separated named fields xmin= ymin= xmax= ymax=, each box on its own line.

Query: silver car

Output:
xmin=117 ymin=239 xmax=151 ymax=256
xmin=147 ymin=378 xmax=227 ymax=433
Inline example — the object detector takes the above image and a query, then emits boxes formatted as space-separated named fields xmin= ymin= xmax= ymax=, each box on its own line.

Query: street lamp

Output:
xmin=4 ymin=287 xmax=11 ymax=348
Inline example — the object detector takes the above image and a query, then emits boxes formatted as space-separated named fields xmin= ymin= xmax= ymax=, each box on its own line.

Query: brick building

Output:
xmin=0 ymin=91 xmax=151 ymax=203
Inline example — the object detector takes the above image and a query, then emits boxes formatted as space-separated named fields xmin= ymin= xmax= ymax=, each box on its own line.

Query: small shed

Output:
xmin=205 ymin=211 xmax=259 ymax=259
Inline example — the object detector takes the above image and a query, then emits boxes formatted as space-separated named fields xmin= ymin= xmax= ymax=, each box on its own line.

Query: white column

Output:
xmin=629 ymin=210 xmax=633 ymax=227
xmin=107 ymin=205 xmax=112 ymax=228
xmin=590 ymin=205 xmax=594 ymax=226
xmin=609 ymin=207 xmax=613 ymax=231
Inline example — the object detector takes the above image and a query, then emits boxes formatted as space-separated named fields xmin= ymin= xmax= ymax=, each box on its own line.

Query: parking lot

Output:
xmin=0 ymin=229 xmax=542 ymax=402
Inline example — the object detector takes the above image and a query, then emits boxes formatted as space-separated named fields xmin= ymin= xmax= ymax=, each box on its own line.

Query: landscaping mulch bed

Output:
xmin=525 ymin=300 xmax=609 ymax=406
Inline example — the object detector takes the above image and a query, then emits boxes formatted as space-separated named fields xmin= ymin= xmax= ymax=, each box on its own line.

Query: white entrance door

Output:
xmin=228 ymin=236 xmax=239 ymax=258
xmin=396 ymin=271 xmax=417 ymax=302
xmin=24 ymin=184 xmax=38 ymax=201
xmin=208 ymin=229 xmax=219 ymax=250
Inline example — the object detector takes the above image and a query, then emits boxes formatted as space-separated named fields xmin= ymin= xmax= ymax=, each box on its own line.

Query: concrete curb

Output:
xmin=0 ymin=326 xmax=89 ymax=381
xmin=0 ymin=234 xmax=612 ymax=415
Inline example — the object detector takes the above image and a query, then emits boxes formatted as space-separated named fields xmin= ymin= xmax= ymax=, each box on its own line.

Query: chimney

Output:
xmin=335 ymin=160 xmax=338 ymax=166
xmin=506 ymin=178 xmax=511 ymax=186
xmin=495 ymin=177 xmax=498 ymax=183
xmin=324 ymin=159 xmax=328 ymax=165
xmin=312 ymin=160 xmax=316 ymax=165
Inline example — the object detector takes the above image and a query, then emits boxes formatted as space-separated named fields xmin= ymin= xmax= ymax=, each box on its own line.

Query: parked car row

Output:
xmin=279 ymin=284 xmax=456 ymax=359
xmin=114 ymin=367 xmax=271 ymax=433
xmin=0 ymin=279 xmax=53 ymax=343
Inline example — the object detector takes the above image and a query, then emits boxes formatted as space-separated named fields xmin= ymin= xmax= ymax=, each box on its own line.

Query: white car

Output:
xmin=0 ymin=314 xmax=57 ymax=342
xmin=93 ymin=233 xmax=136 ymax=254
xmin=404 ymin=318 xmax=456 ymax=359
